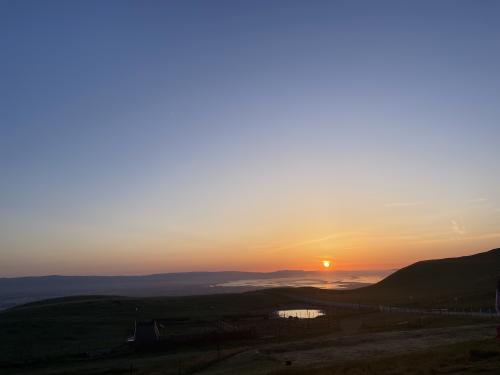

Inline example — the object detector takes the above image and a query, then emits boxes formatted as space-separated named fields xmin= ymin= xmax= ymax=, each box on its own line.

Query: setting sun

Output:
xmin=322 ymin=260 xmax=331 ymax=269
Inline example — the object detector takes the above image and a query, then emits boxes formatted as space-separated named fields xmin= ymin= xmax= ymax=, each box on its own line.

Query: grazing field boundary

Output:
xmin=279 ymin=292 xmax=499 ymax=318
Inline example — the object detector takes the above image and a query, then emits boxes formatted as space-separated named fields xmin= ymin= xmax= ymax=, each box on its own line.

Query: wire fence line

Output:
xmin=281 ymin=294 xmax=500 ymax=319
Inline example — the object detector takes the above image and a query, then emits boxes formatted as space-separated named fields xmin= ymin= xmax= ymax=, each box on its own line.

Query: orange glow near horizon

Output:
xmin=4 ymin=220 xmax=499 ymax=276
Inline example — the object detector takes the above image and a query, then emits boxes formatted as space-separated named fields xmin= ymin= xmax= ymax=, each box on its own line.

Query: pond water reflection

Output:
xmin=276 ymin=309 xmax=324 ymax=319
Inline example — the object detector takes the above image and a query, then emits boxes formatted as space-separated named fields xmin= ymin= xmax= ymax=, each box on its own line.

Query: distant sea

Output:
xmin=215 ymin=270 xmax=392 ymax=290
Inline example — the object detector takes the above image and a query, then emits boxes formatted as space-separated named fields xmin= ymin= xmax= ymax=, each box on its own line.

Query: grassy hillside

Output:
xmin=368 ymin=248 xmax=500 ymax=296
xmin=1 ymin=292 xmax=495 ymax=374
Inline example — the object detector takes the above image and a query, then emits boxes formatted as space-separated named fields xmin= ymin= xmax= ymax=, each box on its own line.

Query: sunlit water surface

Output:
xmin=276 ymin=309 xmax=324 ymax=319
xmin=215 ymin=270 xmax=392 ymax=290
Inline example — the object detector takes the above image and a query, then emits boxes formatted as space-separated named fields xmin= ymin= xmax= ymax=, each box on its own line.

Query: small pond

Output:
xmin=276 ymin=309 xmax=324 ymax=319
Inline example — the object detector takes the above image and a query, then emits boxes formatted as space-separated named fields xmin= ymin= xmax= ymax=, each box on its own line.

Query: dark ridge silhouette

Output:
xmin=287 ymin=248 xmax=500 ymax=307
xmin=366 ymin=248 xmax=500 ymax=296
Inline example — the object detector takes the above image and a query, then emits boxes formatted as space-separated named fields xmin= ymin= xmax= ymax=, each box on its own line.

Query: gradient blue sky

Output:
xmin=1 ymin=0 xmax=500 ymax=276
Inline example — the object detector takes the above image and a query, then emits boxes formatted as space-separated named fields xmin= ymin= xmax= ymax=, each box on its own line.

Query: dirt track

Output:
xmin=200 ymin=324 xmax=497 ymax=374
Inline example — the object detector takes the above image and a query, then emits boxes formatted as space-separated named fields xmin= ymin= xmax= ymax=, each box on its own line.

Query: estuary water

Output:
xmin=216 ymin=270 xmax=393 ymax=290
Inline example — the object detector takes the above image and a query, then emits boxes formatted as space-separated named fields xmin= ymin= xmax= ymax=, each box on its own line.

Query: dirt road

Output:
xmin=200 ymin=324 xmax=497 ymax=374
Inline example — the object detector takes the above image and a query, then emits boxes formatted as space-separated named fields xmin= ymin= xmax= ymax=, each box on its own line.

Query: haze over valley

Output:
xmin=0 ymin=269 xmax=390 ymax=310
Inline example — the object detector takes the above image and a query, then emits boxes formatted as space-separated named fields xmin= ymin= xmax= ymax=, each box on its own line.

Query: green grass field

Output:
xmin=0 ymin=291 xmax=296 ymax=366
xmin=2 ymin=290 xmax=498 ymax=374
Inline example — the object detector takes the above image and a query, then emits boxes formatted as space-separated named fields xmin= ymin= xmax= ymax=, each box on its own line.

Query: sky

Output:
xmin=1 ymin=0 xmax=500 ymax=277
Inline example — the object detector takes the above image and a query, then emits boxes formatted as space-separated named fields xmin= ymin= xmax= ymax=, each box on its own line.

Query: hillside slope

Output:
xmin=309 ymin=248 xmax=500 ymax=307
xmin=368 ymin=248 xmax=500 ymax=297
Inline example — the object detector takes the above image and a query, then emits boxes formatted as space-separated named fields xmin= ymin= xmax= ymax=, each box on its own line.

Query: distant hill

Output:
xmin=0 ymin=270 xmax=335 ymax=310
